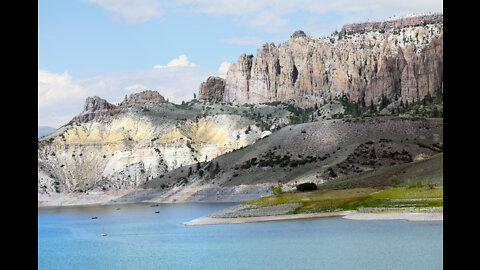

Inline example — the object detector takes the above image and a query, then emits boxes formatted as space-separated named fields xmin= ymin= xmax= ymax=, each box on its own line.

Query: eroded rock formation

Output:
xmin=200 ymin=14 xmax=443 ymax=107
xmin=198 ymin=76 xmax=226 ymax=101
xmin=72 ymin=90 xmax=166 ymax=123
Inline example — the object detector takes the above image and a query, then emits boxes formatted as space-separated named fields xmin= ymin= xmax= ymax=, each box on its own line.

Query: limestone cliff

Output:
xmin=200 ymin=14 xmax=443 ymax=107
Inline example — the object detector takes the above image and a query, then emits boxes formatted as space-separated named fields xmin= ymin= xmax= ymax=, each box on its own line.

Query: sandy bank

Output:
xmin=183 ymin=210 xmax=443 ymax=226
xmin=342 ymin=211 xmax=443 ymax=221
xmin=183 ymin=211 xmax=352 ymax=226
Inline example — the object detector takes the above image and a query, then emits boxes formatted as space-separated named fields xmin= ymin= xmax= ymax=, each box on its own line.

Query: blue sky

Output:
xmin=38 ymin=0 xmax=443 ymax=127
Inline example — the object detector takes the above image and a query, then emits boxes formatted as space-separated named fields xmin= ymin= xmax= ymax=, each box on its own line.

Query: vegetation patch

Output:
xmin=242 ymin=185 xmax=443 ymax=216
xmin=370 ymin=186 xmax=443 ymax=199
xmin=296 ymin=182 xmax=318 ymax=192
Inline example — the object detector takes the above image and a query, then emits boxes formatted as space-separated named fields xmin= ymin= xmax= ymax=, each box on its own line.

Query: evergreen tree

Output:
xmin=369 ymin=99 xmax=376 ymax=112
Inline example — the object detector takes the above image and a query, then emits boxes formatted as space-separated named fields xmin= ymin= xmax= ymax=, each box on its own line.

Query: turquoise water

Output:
xmin=38 ymin=203 xmax=443 ymax=270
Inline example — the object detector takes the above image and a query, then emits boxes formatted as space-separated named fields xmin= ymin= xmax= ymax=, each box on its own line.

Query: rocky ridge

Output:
xmin=72 ymin=90 xmax=166 ymax=123
xmin=340 ymin=13 xmax=442 ymax=33
xmin=199 ymin=14 xmax=443 ymax=107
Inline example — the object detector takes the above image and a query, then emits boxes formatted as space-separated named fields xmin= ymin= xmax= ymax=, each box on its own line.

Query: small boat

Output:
xmin=150 ymin=204 xmax=159 ymax=207
xmin=101 ymin=233 xmax=107 ymax=236
xmin=155 ymin=211 xmax=160 ymax=213
xmin=116 ymin=208 xmax=120 ymax=210
xmin=91 ymin=217 xmax=98 ymax=219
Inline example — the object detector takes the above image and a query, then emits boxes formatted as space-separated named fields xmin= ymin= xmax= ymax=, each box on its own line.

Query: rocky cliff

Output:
xmin=198 ymin=76 xmax=226 ymax=101
xmin=199 ymin=14 xmax=443 ymax=107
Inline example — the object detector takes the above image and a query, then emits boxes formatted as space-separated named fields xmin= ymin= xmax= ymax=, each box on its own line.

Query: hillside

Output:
xmin=38 ymin=13 xmax=443 ymax=207
xmin=138 ymin=115 xmax=442 ymax=203
xmin=38 ymin=91 xmax=301 ymax=195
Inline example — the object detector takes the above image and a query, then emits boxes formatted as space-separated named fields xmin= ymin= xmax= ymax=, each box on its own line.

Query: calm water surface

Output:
xmin=38 ymin=203 xmax=443 ymax=270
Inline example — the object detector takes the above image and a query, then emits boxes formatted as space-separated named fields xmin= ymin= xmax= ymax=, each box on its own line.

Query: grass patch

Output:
xmin=370 ymin=187 xmax=443 ymax=199
xmin=242 ymin=186 xmax=443 ymax=215
xmin=244 ymin=188 xmax=379 ymax=214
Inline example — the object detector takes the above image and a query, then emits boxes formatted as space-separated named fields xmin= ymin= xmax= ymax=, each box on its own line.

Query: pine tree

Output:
xmin=370 ymin=99 xmax=376 ymax=112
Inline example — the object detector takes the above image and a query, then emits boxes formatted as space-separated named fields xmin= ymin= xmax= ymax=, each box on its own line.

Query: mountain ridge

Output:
xmin=198 ymin=13 xmax=443 ymax=107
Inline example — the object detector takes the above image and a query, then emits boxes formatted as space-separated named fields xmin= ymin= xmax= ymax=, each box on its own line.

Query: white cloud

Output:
xmin=174 ymin=0 xmax=442 ymax=34
xmin=153 ymin=55 xmax=197 ymax=69
xmin=38 ymin=70 xmax=90 ymax=127
xmin=217 ymin=61 xmax=231 ymax=75
xmin=88 ymin=0 xmax=162 ymax=23
xmin=242 ymin=11 xmax=290 ymax=33
xmin=38 ymin=70 xmax=88 ymax=109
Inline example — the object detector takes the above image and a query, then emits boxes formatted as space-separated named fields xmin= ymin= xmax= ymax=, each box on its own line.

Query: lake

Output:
xmin=38 ymin=203 xmax=443 ymax=270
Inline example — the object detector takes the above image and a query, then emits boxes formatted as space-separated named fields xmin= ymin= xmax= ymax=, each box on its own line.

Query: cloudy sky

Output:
xmin=38 ymin=0 xmax=443 ymax=128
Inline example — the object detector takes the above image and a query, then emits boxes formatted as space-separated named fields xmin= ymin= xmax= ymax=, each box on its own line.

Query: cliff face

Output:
xmin=201 ymin=14 xmax=443 ymax=107
xmin=198 ymin=76 xmax=226 ymax=101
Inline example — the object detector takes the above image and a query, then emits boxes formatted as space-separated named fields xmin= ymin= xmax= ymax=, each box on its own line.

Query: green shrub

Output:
xmin=296 ymin=182 xmax=318 ymax=192
xmin=416 ymin=180 xmax=422 ymax=188
xmin=389 ymin=175 xmax=398 ymax=187
xmin=271 ymin=183 xmax=283 ymax=195
xmin=427 ymin=179 xmax=434 ymax=189
xmin=406 ymin=179 xmax=415 ymax=189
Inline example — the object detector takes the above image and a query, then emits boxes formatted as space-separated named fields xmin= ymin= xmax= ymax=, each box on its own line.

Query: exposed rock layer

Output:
xmin=200 ymin=14 xmax=443 ymax=107
xmin=38 ymin=97 xmax=267 ymax=194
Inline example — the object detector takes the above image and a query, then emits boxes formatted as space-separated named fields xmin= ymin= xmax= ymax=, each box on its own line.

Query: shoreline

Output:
xmin=183 ymin=211 xmax=352 ymax=226
xmin=183 ymin=210 xmax=443 ymax=226
xmin=343 ymin=211 xmax=443 ymax=221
